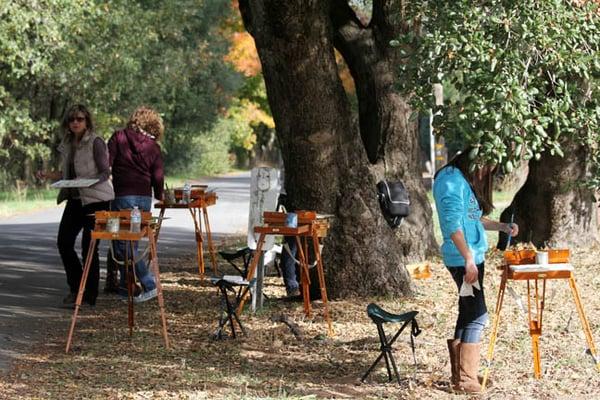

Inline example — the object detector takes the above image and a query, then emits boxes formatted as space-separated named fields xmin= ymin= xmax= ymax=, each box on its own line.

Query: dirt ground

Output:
xmin=1 ymin=244 xmax=600 ymax=399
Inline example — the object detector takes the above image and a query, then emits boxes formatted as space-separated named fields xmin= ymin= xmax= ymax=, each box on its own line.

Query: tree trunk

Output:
xmin=499 ymin=143 xmax=598 ymax=249
xmin=239 ymin=0 xmax=437 ymax=297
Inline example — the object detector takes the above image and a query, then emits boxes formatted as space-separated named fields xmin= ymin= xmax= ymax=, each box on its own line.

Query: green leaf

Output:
xmin=469 ymin=146 xmax=479 ymax=160
xmin=555 ymin=146 xmax=564 ymax=157
xmin=534 ymin=125 xmax=547 ymax=138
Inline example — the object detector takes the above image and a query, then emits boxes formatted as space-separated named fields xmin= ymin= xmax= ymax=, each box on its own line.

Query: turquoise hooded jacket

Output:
xmin=433 ymin=166 xmax=488 ymax=267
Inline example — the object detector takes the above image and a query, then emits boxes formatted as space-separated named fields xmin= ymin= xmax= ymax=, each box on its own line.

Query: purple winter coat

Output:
xmin=108 ymin=128 xmax=164 ymax=200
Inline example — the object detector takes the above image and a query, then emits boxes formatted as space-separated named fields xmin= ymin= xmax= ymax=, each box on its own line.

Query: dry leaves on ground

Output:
xmin=2 ymin=243 xmax=600 ymax=399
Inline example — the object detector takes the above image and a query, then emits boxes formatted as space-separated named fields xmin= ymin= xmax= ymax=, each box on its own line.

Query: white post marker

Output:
xmin=247 ymin=167 xmax=280 ymax=311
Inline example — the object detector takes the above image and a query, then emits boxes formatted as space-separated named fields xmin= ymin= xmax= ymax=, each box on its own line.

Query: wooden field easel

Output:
xmin=155 ymin=186 xmax=218 ymax=280
xmin=238 ymin=211 xmax=334 ymax=336
xmin=65 ymin=210 xmax=169 ymax=353
xmin=482 ymin=262 xmax=600 ymax=388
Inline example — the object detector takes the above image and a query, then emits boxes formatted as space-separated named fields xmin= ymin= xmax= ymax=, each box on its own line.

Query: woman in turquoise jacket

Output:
xmin=433 ymin=148 xmax=518 ymax=393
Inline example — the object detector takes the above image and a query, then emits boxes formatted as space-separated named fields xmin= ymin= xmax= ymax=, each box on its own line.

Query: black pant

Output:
xmin=57 ymin=199 xmax=109 ymax=302
xmin=281 ymin=236 xmax=299 ymax=294
xmin=448 ymin=263 xmax=488 ymax=343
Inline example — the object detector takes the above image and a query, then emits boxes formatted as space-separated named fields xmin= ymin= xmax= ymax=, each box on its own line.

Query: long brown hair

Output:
xmin=436 ymin=146 xmax=496 ymax=216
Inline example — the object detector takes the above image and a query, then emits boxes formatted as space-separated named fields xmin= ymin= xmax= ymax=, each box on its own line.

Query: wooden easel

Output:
xmin=65 ymin=210 xmax=169 ymax=353
xmin=482 ymin=263 xmax=600 ymax=388
xmin=238 ymin=211 xmax=334 ymax=336
xmin=155 ymin=187 xmax=218 ymax=280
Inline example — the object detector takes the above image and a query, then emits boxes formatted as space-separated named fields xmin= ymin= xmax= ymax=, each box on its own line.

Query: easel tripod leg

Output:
xmin=295 ymin=236 xmax=311 ymax=317
xmin=155 ymin=208 xmax=166 ymax=239
xmin=568 ymin=276 xmax=600 ymax=371
xmin=236 ymin=233 xmax=265 ymax=315
xmin=202 ymin=207 xmax=218 ymax=274
xmin=66 ymin=239 xmax=97 ymax=353
xmin=482 ymin=271 xmax=507 ymax=389
xmin=189 ymin=208 xmax=205 ymax=280
xmin=312 ymin=232 xmax=334 ymax=336
xmin=531 ymin=332 xmax=541 ymax=378
xmin=149 ymin=231 xmax=170 ymax=348
xmin=126 ymin=241 xmax=134 ymax=336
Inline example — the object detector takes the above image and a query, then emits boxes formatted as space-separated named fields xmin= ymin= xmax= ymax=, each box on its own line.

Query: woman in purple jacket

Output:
xmin=108 ymin=106 xmax=164 ymax=303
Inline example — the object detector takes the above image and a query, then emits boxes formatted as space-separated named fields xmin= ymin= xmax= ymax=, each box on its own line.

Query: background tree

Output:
xmin=399 ymin=0 xmax=600 ymax=248
xmin=239 ymin=0 xmax=438 ymax=297
xmin=0 ymin=0 xmax=241 ymax=187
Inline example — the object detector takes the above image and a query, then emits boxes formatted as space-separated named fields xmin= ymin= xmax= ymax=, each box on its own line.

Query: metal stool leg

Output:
xmin=214 ymin=286 xmax=229 ymax=339
xmin=362 ymin=323 xmax=392 ymax=382
xmin=223 ymin=287 xmax=238 ymax=338
xmin=361 ymin=318 xmax=416 ymax=384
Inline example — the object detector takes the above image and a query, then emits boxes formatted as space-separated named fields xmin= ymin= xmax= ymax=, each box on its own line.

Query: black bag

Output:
xmin=377 ymin=180 xmax=410 ymax=229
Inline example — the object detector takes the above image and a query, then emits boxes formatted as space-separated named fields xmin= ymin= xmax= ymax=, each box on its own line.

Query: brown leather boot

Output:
xmin=457 ymin=342 xmax=482 ymax=393
xmin=447 ymin=339 xmax=461 ymax=387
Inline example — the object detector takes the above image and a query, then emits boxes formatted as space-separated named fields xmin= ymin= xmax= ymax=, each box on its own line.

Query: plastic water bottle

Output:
xmin=130 ymin=206 xmax=141 ymax=233
xmin=182 ymin=182 xmax=192 ymax=204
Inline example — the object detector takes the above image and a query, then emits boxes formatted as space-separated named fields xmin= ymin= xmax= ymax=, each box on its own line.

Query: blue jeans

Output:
xmin=281 ymin=236 xmax=299 ymax=294
xmin=448 ymin=263 xmax=488 ymax=343
xmin=111 ymin=196 xmax=156 ymax=293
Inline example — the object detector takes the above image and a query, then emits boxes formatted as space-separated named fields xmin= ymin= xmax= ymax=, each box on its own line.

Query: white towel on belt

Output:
xmin=459 ymin=277 xmax=481 ymax=297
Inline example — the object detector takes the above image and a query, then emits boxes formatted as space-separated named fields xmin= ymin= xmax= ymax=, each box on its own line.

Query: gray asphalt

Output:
xmin=0 ymin=172 xmax=250 ymax=372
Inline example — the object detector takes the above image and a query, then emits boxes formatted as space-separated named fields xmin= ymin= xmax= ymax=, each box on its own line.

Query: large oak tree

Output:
xmin=398 ymin=0 xmax=600 ymax=249
xmin=239 ymin=1 xmax=437 ymax=297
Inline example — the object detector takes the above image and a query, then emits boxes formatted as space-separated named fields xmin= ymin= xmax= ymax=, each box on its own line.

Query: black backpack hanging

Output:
xmin=376 ymin=180 xmax=410 ymax=229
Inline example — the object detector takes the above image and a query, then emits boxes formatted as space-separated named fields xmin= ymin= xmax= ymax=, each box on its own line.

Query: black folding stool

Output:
xmin=209 ymin=275 xmax=254 ymax=339
xmin=361 ymin=303 xmax=421 ymax=384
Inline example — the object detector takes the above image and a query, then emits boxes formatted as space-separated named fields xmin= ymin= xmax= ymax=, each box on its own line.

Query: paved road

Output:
xmin=0 ymin=172 xmax=250 ymax=372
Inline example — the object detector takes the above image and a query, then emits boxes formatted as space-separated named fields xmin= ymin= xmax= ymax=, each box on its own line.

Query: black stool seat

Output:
xmin=362 ymin=303 xmax=421 ymax=385
xmin=218 ymin=247 xmax=254 ymax=277
xmin=209 ymin=275 xmax=254 ymax=339
xmin=367 ymin=303 xmax=418 ymax=324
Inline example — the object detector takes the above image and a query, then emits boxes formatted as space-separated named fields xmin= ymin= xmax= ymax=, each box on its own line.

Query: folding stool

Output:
xmin=210 ymin=275 xmax=254 ymax=339
xmin=361 ymin=303 xmax=421 ymax=384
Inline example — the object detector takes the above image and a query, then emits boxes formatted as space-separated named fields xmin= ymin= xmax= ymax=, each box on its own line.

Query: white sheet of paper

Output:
xmin=509 ymin=263 xmax=573 ymax=273
xmin=50 ymin=179 xmax=100 ymax=189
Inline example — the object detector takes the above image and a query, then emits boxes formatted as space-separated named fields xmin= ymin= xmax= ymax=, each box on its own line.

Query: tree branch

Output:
xmin=330 ymin=0 xmax=388 ymax=163
xmin=238 ymin=0 xmax=255 ymax=36
xmin=372 ymin=0 xmax=406 ymax=44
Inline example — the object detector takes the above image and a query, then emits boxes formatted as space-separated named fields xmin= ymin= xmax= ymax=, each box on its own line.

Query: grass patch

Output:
xmin=0 ymin=188 xmax=58 ymax=218
xmin=0 ymin=175 xmax=194 ymax=218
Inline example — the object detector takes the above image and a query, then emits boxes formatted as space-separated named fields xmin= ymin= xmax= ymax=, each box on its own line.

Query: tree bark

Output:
xmin=239 ymin=0 xmax=437 ymax=297
xmin=499 ymin=143 xmax=599 ymax=249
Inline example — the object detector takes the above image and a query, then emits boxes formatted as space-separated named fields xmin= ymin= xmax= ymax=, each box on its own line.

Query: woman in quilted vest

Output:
xmin=433 ymin=148 xmax=518 ymax=393
xmin=37 ymin=104 xmax=114 ymax=307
